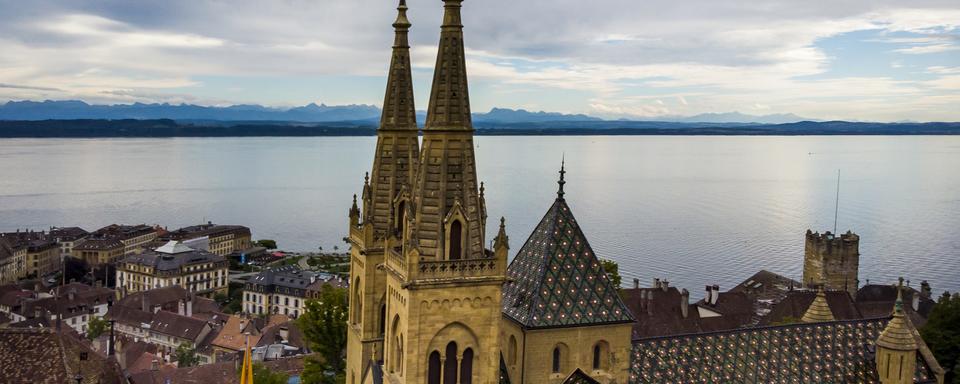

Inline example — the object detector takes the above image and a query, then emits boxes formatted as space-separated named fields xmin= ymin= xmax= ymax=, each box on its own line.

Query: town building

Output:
xmin=49 ymin=226 xmax=89 ymax=258
xmin=3 ymin=283 xmax=114 ymax=335
xmin=74 ymin=237 xmax=125 ymax=266
xmin=243 ymin=265 xmax=343 ymax=318
xmin=159 ymin=222 xmax=253 ymax=256
xmin=344 ymin=2 xmax=947 ymax=384
xmin=116 ymin=241 xmax=229 ymax=298
xmin=77 ymin=224 xmax=159 ymax=266
xmin=0 ymin=231 xmax=60 ymax=279
xmin=0 ymin=237 xmax=27 ymax=284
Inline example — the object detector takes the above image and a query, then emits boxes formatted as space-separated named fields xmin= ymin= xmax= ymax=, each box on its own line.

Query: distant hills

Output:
xmin=0 ymin=100 xmax=811 ymax=125
xmin=1 ymin=100 xmax=957 ymax=137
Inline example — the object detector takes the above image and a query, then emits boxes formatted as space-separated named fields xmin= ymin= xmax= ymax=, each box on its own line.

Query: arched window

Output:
xmin=593 ymin=340 xmax=610 ymax=371
xmin=508 ymin=335 xmax=518 ymax=366
xmin=352 ymin=277 xmax=362 ymax=325
xmin=460 ymin=348 xmax=474 ymax=384
xmin=390 ymin=316 xmax=401 ymax=373
xmin=443 ymin=342 xmax=458 ymax=384
xmin=397 ymin=201 xmax=406 ymax=234
xmin=552 ymin=347 xmax=561 ymax=373
xmin=448 ymin=220 xmax=463 ymax=260
xmin=428 ymin=351 xmax=441 ymax=384
xmin=396 ymin=334 xmax=404 ymax=375
xmin=379 ymin=303 xmax=386 ymax=337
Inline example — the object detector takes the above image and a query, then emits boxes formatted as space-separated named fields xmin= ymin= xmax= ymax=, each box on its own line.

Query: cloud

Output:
xmin=0 ymin=0 xmax=957 ymax=120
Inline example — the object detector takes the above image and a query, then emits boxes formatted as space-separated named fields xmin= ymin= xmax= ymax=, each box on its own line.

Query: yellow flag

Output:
xmin=240 ymin=334 xmax=254 ymax=384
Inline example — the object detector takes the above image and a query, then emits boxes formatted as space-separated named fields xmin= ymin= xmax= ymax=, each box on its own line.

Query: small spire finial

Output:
xmin=557 ymin=155 xmax=567 ymax=199
xmin=895 ymin=277 xmax=905 ymax=314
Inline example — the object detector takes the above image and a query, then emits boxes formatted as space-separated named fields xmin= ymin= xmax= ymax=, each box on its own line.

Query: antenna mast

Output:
xmin=833 ymin=169 xmax=840 ymax=234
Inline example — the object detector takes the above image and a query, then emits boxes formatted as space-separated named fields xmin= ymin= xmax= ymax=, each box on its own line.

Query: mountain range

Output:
xmin=0 ymin=100 xmax=814 ymax=124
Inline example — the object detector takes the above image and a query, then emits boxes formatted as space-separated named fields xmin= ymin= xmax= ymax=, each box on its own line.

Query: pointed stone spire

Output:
xmin=557 ymin=156 xmax=567 ymax=200
xmin=494 ymin=217 xmax=509 ymax=250
xmin=877 ymin=278 xmax=918 ymax=351
xmin=380 ymin=0 xmax=417 ymax=131
xmin=801 ymin=286 xmax=835 ymax=323
xmin=425 ymin=0 xmax=472 ymax=131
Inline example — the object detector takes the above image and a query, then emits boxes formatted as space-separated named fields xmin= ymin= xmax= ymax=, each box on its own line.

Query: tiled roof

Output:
xmin=128 ymin=355 xmax=304 ymax=384
xmin=760 ymin=289 xmax=861 ymax=326
xmin=630 ymin=318 xmax=940 ymax=384
xmin=121 ymin=247 xmax=226 ymax=272
xmin=562 ymin=368 xmax=602 ymax=384
xmin=211 ymin=315 xmax=263 ymax=352
xmin=0 ymin=328 xmax=124 ymax=384
xmin=502 ymin=193 xmax=633 ymax=329
xmin=150 ymin=311 xmax=208 ymax=341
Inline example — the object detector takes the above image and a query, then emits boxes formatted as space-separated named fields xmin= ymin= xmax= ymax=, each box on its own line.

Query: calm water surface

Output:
xmin=1 ymin=136 xmax=958 ymax=296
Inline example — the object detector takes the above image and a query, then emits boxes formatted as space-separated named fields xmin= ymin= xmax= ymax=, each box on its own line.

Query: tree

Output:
xmin=86 ymin=316 xmax=109 ymax=340
xmin=921 ymin=292 xmax=960 ymax=383
xmin=600 ymin=258 xmax=622 ymax=289
xmin=253 ymin=363 xmax=290 ymax=384
xmin=297 ymin=285 xmax=348 ymax=384
xmin=257 ymin=239 xmax=278 ymax=249
xmin=333 ymin=245 xmax=339 ymax=252
xmin=174 ymin=343 xmax=200 ymax=368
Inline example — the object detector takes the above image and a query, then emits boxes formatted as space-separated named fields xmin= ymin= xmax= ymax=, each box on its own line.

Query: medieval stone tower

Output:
xmin=347 ymin=1 xmax=509 ymax=383
xmin=802 ymin=230 xmax=860 ymax=296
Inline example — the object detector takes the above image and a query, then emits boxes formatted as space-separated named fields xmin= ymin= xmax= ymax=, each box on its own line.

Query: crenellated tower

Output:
xmin=803 ymin=230 xmax=860 ymax=297
xmin=345 ymin=1 xmax=421 ymax=382
xmin=378 ymin=1 xmax=508 ymax=383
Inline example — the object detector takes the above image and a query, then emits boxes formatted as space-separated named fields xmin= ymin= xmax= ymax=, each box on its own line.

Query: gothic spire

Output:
xmin=801 ymin=286 xmax=835 ymax=323
xmin=424 ymin=0 xmax=472 ymax=131
xmin=380 ymin=0 xmax=417 ymax=131
xmin=557 ymin=156 xmax=567 ymax=200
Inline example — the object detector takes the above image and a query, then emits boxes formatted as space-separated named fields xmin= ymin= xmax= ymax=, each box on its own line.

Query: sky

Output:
xmin=0 ymin=0 xmax=958 ymax=122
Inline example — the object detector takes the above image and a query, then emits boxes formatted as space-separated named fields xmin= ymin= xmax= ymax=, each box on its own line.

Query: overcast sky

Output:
xmin=0 ymin=0 xmax=958 ymax=121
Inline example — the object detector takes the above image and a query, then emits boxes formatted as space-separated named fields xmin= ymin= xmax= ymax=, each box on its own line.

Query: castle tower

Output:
xmin=499 ymin=164 xmax=635 ymax=384
xmin=800 ymin=286 xmax=835 ymax=323
xmin=378 ymin=1 xmax=507 ymax=383
xmin=875 ymin=278 xmax=918 ymax=384
xmin=345 ymin=1 xmax=421 ymax=382
xmin=803 ymin=230 xmax=860 ymax=297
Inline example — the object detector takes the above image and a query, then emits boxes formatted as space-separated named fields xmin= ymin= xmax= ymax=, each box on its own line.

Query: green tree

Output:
xmin=600 ymin=258 xmax=622 ymax=289
xmin=257 ymin=239 xmax=278 ymax=249
xmin=253 ymin=363 xmax=290 ymax=384
xmin=86 ymin=316 xmax=109 ymax=340
xmin=921 ymin=292 xmax=960 ymax=383
xmin=297 ymin=285 xmax=348 ymax=384
xmin=174 ymin=343 xmax=200 ymax=368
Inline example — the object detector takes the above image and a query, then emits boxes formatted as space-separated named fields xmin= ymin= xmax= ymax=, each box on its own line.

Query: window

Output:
xmin=460 ymin=348 xmax=474 ymax=384
xmin=397 ymin=201 xmax=406 ymax=234
xmin=552 ymin=347 xmax=561 ymax=373
xmin=593 ymin=340 xmax=610 ymax=371
xmin=448 ymin=220 xmax=463 ymax=260
xmin=443 ymin=342 xmax=458 ymax=384
xmin=427 ymin=351 xmax=441 ymax=384
xmin=508 ymin=335 xmax=517 ymax=366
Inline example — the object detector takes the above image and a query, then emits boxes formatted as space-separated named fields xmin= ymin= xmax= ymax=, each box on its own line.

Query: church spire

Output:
xmin=557 ymin=156 xmax=567 ymax=200
xmin=424 ymin=0 xmax=472 ymax=131
xmin=380 ymin=0 xmax=417 ymax=131
xmin=877 ymin=278 xmax=917 ymax=351
xmin=801 ymin=286 xmax=835 ymax=323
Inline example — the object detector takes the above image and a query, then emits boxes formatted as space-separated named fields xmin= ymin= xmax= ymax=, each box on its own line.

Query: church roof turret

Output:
xmin=502 ymin=164 xmax=634 ymax=329
xmin=876 ymin=278 xmax=918 ymax=351
xmin=379 ymin=0 xmax=417 ymax=131
xmin=801 ymin=286 xmax=836 ymax=323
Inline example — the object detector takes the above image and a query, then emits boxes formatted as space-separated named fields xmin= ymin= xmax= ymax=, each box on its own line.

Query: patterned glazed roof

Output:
xmin=630 ymin=318 xmax=939 ymax=383
xmin=562 ymin=368 xmax=602 ymax=384
xmin=502 ymin=176 xmax=634 ymax=329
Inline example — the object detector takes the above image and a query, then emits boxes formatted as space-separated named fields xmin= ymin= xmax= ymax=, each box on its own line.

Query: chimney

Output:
xmin=240 ymin=319 xmax=246 ymax=333
xmin=151 ymin=359 xmax=159 ymax=371
xmin=912 ymin=293 xmax=920 ymax=312
xmin=710 ymin=285 xmax=720 ymax=305
xmin=186 ymin=293 xmax=194 ymax=318
xmin=153 ymin=304 xmax=160 ymax=314
xmin=141 ymin=294 xmax=149 ymax=313
xmin=661 ymin=280 xmax=669 ymax=292
xmin=680 ymin=289 xmax=690 ymax=319
xmin=920 ymin=280 xmax=931 ymax=298
xmin=95 ymin=280 xmax=102 ymax=289
xmin=178 ymin=300 xmax=185 ymax=316
xmin=705 ymin=285 xmax=712 ymax=305
xmin=646 ymin=290 xmax=654 ymax=316
xmin=68 ymin=289 xmax=76 ymax=301
xmin=653 ymin=278 xmax=661 ymax=289
xmin=34 ymin=306 xmax=42 ymax=319
xmin=632 ymin=278 xmax=640 ymax=289
xmin=279 ymin=326 xmax=289 ymax=342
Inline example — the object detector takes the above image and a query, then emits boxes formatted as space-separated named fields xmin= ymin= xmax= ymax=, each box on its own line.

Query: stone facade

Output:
xmin=116 ymin=241 xmax=229 ymax=298
xmin=803 ymin=230 xmax=860 ymax=296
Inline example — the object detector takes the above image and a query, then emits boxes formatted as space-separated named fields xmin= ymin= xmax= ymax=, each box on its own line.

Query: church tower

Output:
xmin=875 ymin=278 xmax=919 ymax=384
xmin=379 ymin=1 xmax=508 ymax=383
xmin=345 ymin=1 xmax=420 ymax=382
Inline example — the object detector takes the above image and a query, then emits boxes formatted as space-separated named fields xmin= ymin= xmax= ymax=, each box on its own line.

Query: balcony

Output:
xmin=417 ymin=257 xmax=499 ymax=280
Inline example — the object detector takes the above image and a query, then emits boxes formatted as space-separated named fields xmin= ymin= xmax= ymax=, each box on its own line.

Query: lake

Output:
xmin=1 ymin=136 xmax=958 ymax=296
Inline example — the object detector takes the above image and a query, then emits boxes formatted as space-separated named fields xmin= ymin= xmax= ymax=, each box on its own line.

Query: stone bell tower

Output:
xmin=380 ymin=1 xmax=508 ymax=383
xmin=345 ymin=1 xmax=420 ymax=382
